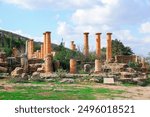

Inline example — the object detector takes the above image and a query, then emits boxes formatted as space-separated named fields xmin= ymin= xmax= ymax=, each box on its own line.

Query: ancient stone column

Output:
xmin=12 ymin=47 xmax=18 ymax=58
xmin=43 ymin=33 xmax=46 ymax=58
xmin=70 ymin=41 xmax=74 ymax=50
xmin=73 ymin=44 xmax=76 ymax=51
xmin=40 ymin=44 xmax=44 ymax=59
xmin=28 ymin=39 xmax=34 ymax=59
xmin=141 ymin=57 xmax=146 ymax=68
xmin=96 ymin=33 xmax=101 ymax=58
xmin=21 ymin=54 xmax=28 ymax=73
xmin=70 ymin=41 xmax=76 ymax=51
xmin=94 ymin=59 xmax=101 ymax=73
xmin=36 ymin=50 xmax=41 ymax=59
xmin=106 ymin=33 xmax=112 ymax=62
xmin=83 ymin=32 xmax=89 ymax=57
xmin=25 ymin=40 xmax=28 ymax=55
xmin=70 ymin=59 xmax=76 ymax=74
xmin=45 ymin=32 xmax=52 ymax=57
xmin=44 ymin=54 xmax=53 ymax=73
xmin=38 ymin=50 xmax=41 ymax=59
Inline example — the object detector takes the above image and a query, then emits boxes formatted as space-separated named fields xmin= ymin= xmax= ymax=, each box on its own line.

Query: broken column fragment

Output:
xmin=44 ymin=54 xmax=53 ymax=73
xmin=70 ymin=59 xmax=76 ymax=74
xmin=94 ymin=59 xmax=101 ymax=73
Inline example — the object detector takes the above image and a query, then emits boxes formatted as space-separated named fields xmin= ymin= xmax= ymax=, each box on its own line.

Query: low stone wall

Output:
xmin=115 ymin=55 xmax=137 ymax=63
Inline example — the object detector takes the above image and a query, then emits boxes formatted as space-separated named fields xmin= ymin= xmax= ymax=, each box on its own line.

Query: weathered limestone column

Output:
xmin=25 ymin=40 xmax=28 ymax=55
xmin=44 ymin=54 xmax=53 ymax=73
xmin=70 ymin=59 xmax=76 ymax=74
xmin=94 ymin=59 xmax=101 ymax=73
xmin=83 ymin=32 xmax=89 ymax=57
xmin=141 ymin=57 xmax=146 ymax=68
xmin=38 ymin=50 xmax=41 ymax=59
xmin=45 ymin=32 xmax=52 ymax=57
xmin=21 ymin=54 xmax=28 ymax=73
xmin=12 ymin=47 xmax=18 ymax=58
xmin=36 ymin=50 xmax=40 ymax=59
xmin=70 ymin=41 xmax=74 ymax=51
xmin=96 ymin=33 xmax=101 ymax=58
xmin=28 ymin=39 xmax=34 ymax=59
xmin=106 ymin=33 xmax=112 ymax=62
xmin=43 ymin=33 xmax=46 ymax=58
xmin=40 ymin=44 xmax=44 ymax=59
xmin=73 ymin=44 xmax=76 ymax=51
xmin=70 ymin=41 xmax=76 ymax=51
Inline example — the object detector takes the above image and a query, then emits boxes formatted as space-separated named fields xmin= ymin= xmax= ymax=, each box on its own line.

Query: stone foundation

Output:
xmin=115 ymin=55 xmax=137 ymax=63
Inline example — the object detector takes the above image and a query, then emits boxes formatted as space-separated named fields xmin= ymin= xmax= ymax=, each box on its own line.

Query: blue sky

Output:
xmin=0 ymin=0 xmax=150 ymax=57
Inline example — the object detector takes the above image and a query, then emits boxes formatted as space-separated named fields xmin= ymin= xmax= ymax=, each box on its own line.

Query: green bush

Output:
xmin=53 ymin=45 xmax=80 ymax=71
xmin=128 ymin=62 xmax=139 ymax=70
xmin=4 ymin=47 xmax=12 ymax=56
xmin=56 ymin=68 xmax=67 ymax=79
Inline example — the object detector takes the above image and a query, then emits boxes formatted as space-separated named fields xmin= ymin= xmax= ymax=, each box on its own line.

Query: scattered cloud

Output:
xmin=115 ymin=30 xmax=135 ymax=41
xmin=57 ymin=21 xmax=72 ymax=36
xmin=0 ymin=0 xmax=102 ymax=10
xmin=139 ymin=22 xmax=150 ymax=33
xmin=1 ymin=0 xmax=150 ymax=56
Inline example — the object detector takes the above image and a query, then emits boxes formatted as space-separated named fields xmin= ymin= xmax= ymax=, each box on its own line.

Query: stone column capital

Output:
xmin=71 ymin=41 xmax=74 ymax=44
xmin=84 ymin=32 xmax=89 ymax=35
xmin=96 ymin=33 xmax=102 ymax=35
xmin=45 ymin=31 xmax=51 ymax=34
xmin=107 ymin=33 xmax=112 ymax=35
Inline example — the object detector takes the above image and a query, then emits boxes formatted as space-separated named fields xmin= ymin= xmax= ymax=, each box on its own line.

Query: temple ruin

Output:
xmin=0 ymin=30 xmax=149 ymax=85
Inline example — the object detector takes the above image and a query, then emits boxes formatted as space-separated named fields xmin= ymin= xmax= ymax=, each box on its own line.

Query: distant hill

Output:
xmin=0 ymin=29 xmax=59 ymax=56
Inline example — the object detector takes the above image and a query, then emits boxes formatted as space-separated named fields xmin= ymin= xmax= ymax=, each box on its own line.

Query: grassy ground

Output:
xmin=0 ymin=81 xmax=126 ymax=100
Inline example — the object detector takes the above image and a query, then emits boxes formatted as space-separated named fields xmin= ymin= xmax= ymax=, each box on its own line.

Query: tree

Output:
xmin=112 ymin=39 xmax=134 ymax=57
xmin=53 ymin=44 xmax=80 ymax=70
xmin=101 ymin=39 xmax=134 ymax=58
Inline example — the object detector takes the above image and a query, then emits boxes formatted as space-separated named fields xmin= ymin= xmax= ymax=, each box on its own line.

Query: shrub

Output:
xmin=128 ymin=62 xmax=139 ymax=70
xmin=4 ymin=47 xmax=12 ymax=56
xmin=56 ymin=68 xmax=67 ymax=79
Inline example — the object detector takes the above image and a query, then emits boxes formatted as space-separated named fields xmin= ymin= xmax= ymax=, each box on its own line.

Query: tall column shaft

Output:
xmin=28 ymin=39 xmax=34 ymax=59
xmin=45 ymin=32 xmax=52 ymax=57
xmin=84 ymin=32 xmax=89 ymax=57
xmin=25 ymin=40 xmax=28 ymax=55
xmin=141 ymin=57 xmax=146 ymax=68
xmin=43 ymin=33 xmax=46 ymax=58
xmin=40 ymin=44 xmax=44 ymax=59
xmin=96 ymin=33 xmax=101 ymax=58
xmin=106 ymin=33 xmax=112 ymax=62
xmin=70 ymin=41 xmax=74 ymax=51
xmin=70 ymin=41 xmax=76 ymax=51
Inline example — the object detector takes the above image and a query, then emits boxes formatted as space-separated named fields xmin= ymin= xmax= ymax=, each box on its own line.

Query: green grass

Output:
xmin=0 ymin=83 xmax=125 ymax=100
xmin=122 ymin=83 xmax=136 ymax=87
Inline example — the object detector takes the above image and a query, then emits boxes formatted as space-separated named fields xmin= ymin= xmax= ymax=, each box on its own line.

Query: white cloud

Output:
xmin=139 ymin=22 xmax=150 ymax=33
xmin=0 ymin=0 xmax=102 ymax=9
xmin=143 ymin=36 xmax=150 ymax=43
xmin=114 ymin=30 xmax=135 ymax=41
xmin=57 ymin=22 xmax=71 ymax=36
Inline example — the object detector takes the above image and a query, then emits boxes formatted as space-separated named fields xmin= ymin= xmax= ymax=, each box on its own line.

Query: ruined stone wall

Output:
xmin=115 ymin=55 xmax=136 ymax=63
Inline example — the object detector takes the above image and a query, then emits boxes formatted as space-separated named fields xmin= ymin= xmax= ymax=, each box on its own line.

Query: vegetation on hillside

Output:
xmin=102 ymin=39 xmax=134 ymax=58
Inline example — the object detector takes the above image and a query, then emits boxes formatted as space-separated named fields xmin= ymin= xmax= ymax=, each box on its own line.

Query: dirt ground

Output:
xmin=0 ymin=79 xmax=150 ymax=100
